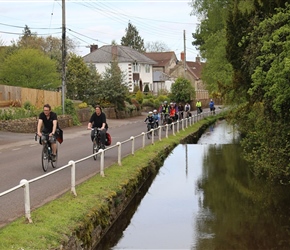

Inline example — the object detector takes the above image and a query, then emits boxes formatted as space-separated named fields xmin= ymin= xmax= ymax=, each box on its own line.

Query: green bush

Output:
xmin=124 ymin=101 xmax=136 ymax=112
xmin=131 ymin=98 xmax=141 ymax=111
xmin=135 ymin=90 xmax=143 ymax=104
xmin=78 ymin=102 xmax=88 ymax=109
xmin=64 ymin=99 xmax=81 ymax=126
xmin=142 ymin=98 xmax=155 ymax=107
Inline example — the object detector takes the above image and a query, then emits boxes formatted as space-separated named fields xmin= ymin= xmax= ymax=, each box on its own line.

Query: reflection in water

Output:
xmin=97 ymin=121 xmax=290 ymax=250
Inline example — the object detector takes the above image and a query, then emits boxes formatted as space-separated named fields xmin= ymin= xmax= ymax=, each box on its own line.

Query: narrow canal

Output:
xmin=96 ymin=120 xmax=290 ymax=250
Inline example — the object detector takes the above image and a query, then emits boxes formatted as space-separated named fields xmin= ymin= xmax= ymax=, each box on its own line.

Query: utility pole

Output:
xmin=183 ymin=30 xmax=186 ymax=77
xmin=61 ymin=0 xmax=66 ymax=114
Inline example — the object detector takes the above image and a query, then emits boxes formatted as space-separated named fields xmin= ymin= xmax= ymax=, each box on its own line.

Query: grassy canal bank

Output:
xmin=0 ymin=114 xmax=223 ymax=249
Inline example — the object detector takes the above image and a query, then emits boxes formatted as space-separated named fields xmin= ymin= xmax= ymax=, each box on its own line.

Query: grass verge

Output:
xmin=0 ymin=115 xmax=220 ymax=249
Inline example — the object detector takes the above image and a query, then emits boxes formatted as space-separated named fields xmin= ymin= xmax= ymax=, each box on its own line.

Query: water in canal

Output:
xmin=96 ymin=120 xmax=290 ymax=250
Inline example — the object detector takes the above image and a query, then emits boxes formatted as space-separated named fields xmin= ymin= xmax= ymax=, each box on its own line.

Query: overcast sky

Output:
xmin=0 ymin=0 xmax=200 ymax=61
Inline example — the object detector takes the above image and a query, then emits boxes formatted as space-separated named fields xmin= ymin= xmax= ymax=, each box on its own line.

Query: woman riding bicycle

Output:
xmin=87 ymin=105 xmax=108 ymax=149
xmin=37 ymin=104 xmax=58 ymax=162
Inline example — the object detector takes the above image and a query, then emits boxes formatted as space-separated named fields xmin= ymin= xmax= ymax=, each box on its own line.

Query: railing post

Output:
xmin=99 ymin=149 xmax=105 ymax=177
xmin=177 ymin=120 xmax=179 ymax=133
xmin=68 ymin=160 xmax=77 ymax=196
xmin=182 ymin=118 xmax=184 ymax=131
xmin=150 ymin=129 xmax=154 ymax=144
xmin=117 ymin=142 xmax=122 ymax=166
xmin=158 ymin=126 xmax=162 ymax=141
xmin=165 ymin=124 xmax=168 ymax=138
xmin=142 ymin=132 xmax=146 ymax=148
xmin=185 ymin=117 xmax=188 ymax=128
xmin=130 ymin=136 xmax=135 ymax=155
xmin=20 ymin=179 xmax=32 ymax=223
xmin=172 ymin=122 xmax=175 ymax=136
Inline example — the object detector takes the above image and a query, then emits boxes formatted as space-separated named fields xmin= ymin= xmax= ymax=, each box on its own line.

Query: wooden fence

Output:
xmin=0 ymin=84 xmax=61 ymax=109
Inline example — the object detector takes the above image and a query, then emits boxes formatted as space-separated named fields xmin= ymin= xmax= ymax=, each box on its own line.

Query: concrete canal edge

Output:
xmin=0 ymin=116 xmax=222 ymax=249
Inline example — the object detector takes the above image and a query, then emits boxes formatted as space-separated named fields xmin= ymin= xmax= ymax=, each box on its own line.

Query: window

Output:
xmin=145 ymin=64 xmax=150 ymax=73
xmin=133 ymin=62 xmax=139 ymax=73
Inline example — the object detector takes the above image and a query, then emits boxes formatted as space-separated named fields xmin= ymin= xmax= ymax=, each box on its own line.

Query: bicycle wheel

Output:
xmin=147 ymin=124 xmax=151 ymax=139
xmin=154 ymin=122 xmax=158 ymax=136
xmin=93 ymin=139 xmax=99 ymax=160
xmin=41 ymin=146 xmax=49 ymax=172
xmin=51 ymin=145 xmax=58 ymax=168
xmin=162 ymin=118 xmax=167 ymax=131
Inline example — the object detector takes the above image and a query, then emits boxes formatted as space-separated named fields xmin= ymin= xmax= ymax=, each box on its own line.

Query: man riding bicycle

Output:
xmin=37 ymin=104 xmax=58 ymax=162
xmin=87 ymin=105 xmax=108 ymax=149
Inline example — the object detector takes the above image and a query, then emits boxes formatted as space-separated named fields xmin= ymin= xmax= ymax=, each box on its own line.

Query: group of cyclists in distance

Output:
xmin=144 ymin=99 xmax=215 ymax=134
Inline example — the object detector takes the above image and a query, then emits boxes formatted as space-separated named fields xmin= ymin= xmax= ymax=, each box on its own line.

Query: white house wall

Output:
xmin=93 ymin=62 xmax=154 ymax=93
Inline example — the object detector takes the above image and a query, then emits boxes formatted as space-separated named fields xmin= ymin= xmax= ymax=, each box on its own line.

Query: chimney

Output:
xmin=180 ymin=52 xmax=185 ymax=61
xmin=111 ymin=45 xmax=118 ymax=61
xmin=196 ymin=55 xmax=201 ymax=63
xmin=90 ymin=44 xmax=98 ymax=53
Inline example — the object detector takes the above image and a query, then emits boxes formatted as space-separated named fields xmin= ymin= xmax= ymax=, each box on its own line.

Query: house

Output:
xmin=83 ymin=45 xmax=157 ymax=92
xmin=143 ymin=51 xmax=178 ymax=94
xmin=170 ymin=52 xmax=209 ymax=100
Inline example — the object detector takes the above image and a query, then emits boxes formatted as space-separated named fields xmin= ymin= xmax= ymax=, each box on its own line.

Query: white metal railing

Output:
xmin=0 ymin=109 xmax=219 ymax=224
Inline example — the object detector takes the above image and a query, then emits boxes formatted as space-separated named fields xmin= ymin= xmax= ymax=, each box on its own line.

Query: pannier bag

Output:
xmin=105 ymin=132 xmax=112 ymax=146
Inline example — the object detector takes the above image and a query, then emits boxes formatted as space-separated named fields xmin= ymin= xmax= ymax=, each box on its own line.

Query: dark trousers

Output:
xmin=91 ymin=128 xmax=107 ymax=145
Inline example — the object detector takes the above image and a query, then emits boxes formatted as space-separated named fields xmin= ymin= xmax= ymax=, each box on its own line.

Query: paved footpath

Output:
xmin=0 ymin=112 xmax=148 ymax=150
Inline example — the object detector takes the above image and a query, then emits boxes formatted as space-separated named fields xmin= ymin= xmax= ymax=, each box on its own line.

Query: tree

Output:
xmin=121 ymin=22 xmax=146 ymax=52
xmin=66 ymin=54 xmax=92 ymax=101
xmin=145 ymin=41 xmax=170 ymax=52
xmin=170 ymin=77 xmax=195 ymax=103
xmin=12 ymin=25 xmax=76 ymax=73
xmin=94 ymin=60 xmax=129 ymax=109
xmin=0 ymin=48 xmax=60 ymax=90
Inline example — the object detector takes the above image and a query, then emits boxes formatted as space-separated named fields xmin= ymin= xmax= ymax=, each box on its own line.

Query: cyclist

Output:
xmin=153 ymin=109 xmax=159 ymax=127
xmin=169 ymin=102 xmax=176 ymax=122
xmin=185 ymin=102 xmax=191 ymax=118
xmin=196 ymin=99 xmax=202 ymax=114
xmin=209 ymin=99 xmax=215 ymax=114
xmin=161 ymin=101 xmax=169 ymax=124
xmin=87 ymin=105 xmax=108 ymax=149
xmin=37 ymin=104 xmax=58 ymax=162
xmin=144 ymin=111 xmax=156 ymax=132
xmin=178 ymin=103 xmax=184 ymax=120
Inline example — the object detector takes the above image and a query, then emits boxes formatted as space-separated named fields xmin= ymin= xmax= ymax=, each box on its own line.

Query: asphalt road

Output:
xmin=0 ymin=112 xmax=181 ymax=228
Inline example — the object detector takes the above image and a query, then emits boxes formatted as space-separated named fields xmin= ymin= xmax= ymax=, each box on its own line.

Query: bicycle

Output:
xmin=146 ymin=122 xmax=155 ymax=139
xmin=161 ymin=113 xmax=170 ymax=131
xmin=92 ymin=128 xmax=102 ymax=160
xmin=38 ymin=133 xmax=58 ymax=172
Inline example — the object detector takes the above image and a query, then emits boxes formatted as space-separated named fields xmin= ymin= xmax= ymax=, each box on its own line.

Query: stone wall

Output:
xmin=0 ymin=108 xmax=142 ymax=133
xmin=0 ymin=115 xmax=73 ymax=133
xmin=103 ymin=107 xmax=141 ymax=119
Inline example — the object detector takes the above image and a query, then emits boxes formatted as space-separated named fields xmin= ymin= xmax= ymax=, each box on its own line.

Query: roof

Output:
xmin=143 ymin=51 xmax=177 ymax=67
xmin=83 ymin=45 xmax=157 ymax=65
xmin=186 ymin=60 xmax=205 ymax=79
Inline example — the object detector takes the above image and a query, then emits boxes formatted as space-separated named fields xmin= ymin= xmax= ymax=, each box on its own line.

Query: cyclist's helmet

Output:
xmin=153 ymin=109 xmax=157 ymax=113
xmin=148 ymin=111 xmax=153 ymax=116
